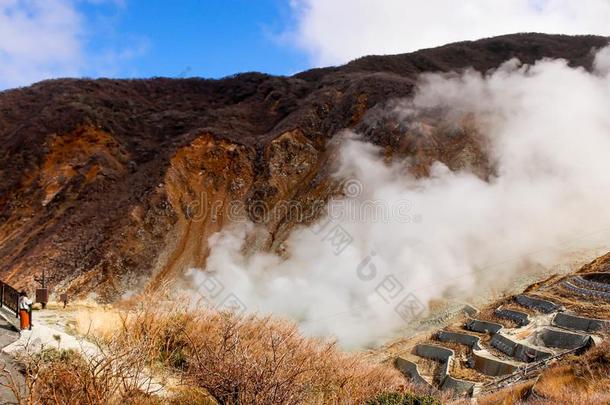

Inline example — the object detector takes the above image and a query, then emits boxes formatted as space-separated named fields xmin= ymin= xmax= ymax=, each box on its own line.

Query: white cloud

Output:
xmin=290 ymin=0 xmax=610 ymax=66
xmin=0 ymin=0 xmax=84 ymax=88
xmin=0 ymin=0 xmax=141 ymax=89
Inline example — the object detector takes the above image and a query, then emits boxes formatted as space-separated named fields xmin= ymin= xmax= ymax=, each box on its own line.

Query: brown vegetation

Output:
xmin=117 ymin=304 xmax=409 ymax=404
xmin=1 ymin=302 xmax=436 ymax=404
xmin=0 ymin=344 xmax=160 ymax=405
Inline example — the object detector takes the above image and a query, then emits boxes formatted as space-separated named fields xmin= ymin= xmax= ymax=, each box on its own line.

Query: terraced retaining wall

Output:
xmin=495 ymin=307 xmax=530 ymax=326
xmin=466 ymin=319 xmax=503 ymax=334
xmin=515 ymin=295 xmax=560 ymax=313
xmin=539 ymin=327 xmax=591 ymax=350
xmin=553 ymin=312 xmax=609 ymax=332
xmin=491 ymin=334 xmax=553 ymax=362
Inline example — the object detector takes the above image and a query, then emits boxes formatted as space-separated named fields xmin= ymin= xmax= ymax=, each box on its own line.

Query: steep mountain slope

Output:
xmin=0 ymin=33 xmax=607 ymax=301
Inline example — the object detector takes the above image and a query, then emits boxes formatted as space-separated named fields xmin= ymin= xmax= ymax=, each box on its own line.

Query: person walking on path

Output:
xmin=18 ymin=291 xmax=32 ymax=330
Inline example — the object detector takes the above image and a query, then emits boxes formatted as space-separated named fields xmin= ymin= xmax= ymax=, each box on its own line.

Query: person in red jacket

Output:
xmin=18 ymin=291 xmax=32 ymax=330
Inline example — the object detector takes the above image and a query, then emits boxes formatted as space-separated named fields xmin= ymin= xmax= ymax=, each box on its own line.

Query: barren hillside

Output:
xmin=0 ymin=33 xmax=607 ymax=300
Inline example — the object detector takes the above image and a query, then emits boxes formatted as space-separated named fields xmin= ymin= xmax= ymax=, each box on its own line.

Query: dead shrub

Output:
xmin=2 ymin=302 xmax=439 ymax=404
xmin=0 ymin=343 xmax=163 ymax=405
xmin=117 ymin=305 xmax=411 ymax=404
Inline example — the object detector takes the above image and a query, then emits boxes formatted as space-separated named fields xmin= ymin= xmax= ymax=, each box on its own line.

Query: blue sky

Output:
xmin=79 ymin=0 xmax=309 ymax=79
xmin=1 ymin=0 xmax=609 ymax=89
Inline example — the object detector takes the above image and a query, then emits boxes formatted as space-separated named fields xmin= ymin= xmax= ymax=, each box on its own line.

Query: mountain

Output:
xmin=0 ymin=33 xmax=607 ymax=301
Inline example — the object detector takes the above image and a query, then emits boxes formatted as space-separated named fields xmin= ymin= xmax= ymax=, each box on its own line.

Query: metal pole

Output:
xmin=42 ymin=269 xmax=47 ymax=309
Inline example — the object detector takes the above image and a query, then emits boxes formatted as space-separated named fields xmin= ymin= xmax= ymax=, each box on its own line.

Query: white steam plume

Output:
xmin=191 ymin=46 xmax=610 ymax=348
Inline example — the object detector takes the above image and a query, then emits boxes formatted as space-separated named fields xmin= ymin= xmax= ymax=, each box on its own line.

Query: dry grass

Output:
xmin=576 ymin=252 xmax=610 ymax=274
xmin=116 ymin=304 xmax=410 ymax=404
xmin=0 ymin=344 xmax=163 ymax=405
xmin=42 ymin=299 xmax=109 ymax=311
xmin=71 ymin=307 xmax=124 ymax=341
xmin=476 ymin=381 xmax=534 ymax=405
xmin=2 ymin=300 xmax=438 ymax=404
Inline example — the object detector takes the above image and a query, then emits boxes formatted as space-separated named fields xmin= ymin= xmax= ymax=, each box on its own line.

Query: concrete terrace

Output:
xmin=391 ymin=273 xmax=610 ymax=398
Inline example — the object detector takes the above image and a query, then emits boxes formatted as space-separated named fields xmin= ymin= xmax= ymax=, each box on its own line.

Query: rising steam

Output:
xmin=191 ymin=46 xmax=610 ymax=347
